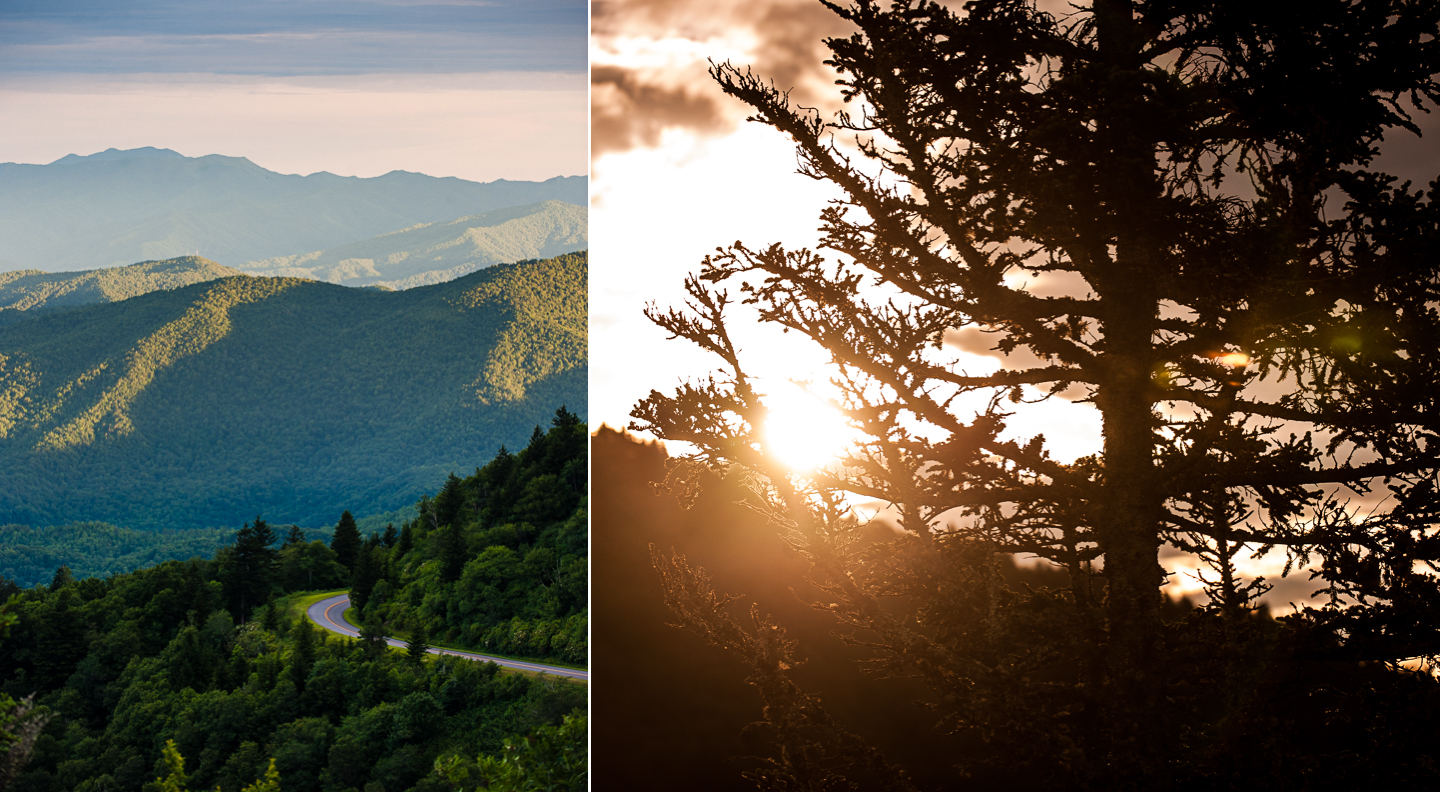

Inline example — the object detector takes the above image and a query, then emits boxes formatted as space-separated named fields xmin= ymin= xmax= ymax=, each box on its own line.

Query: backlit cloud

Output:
xmin=592 ymin=0 xmax=854 ymax=157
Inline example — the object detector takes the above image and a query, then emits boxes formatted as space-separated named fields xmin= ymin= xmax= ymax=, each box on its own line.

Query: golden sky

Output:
xmin=590 ymin=0 xmax=1440 ymax=609
xmin=590 ymin=0 xmax=1104 ymax=456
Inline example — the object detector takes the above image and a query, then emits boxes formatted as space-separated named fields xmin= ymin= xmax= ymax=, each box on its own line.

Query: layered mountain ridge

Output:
xmin=240 ymin=200 xmax=586 ymax=289
xmin=0 ymin=148 xmax=586 ymax=272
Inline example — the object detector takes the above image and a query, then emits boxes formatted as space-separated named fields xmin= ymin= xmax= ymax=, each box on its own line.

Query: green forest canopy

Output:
xmin=0 ymin=407 xmax=588 ymax=791
xmin=0 ymin=252 xmax=586 ymax=531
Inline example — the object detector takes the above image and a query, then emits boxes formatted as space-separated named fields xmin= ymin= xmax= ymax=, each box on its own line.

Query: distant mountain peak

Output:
xmin=50 ymin=147 xmax=185 ymax=165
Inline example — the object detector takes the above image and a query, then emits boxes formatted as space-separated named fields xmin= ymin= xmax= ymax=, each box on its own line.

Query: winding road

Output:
xmin=306 ymin=593 xmax=589 ymax=682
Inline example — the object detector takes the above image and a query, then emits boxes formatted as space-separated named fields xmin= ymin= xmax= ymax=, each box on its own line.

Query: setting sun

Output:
xmin=761 ymin=384 xmax=857 ymax=473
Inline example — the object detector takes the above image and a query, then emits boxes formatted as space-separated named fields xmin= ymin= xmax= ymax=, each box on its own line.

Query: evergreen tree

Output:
xmin=47 ymin=565 xmax=73 ymax=590
xmin=289 ymin=619 xmax=316 ymax=693
xmin=434 ymin=472 xmax=466 ymax=529
xmin=282 ymin=525 xmax=305 ymax=547
xmin=330 ymin=510 xmax=361 ymax=571
xmin=31 ymin=586 xmax=86 ymax=690
xmin=381 ymin=523 xmax=398 ymax=549
xmin=358 ymin=618 xmax=387 ymax=658
xmin=439 ymin=525 xmax=467 ymax=584
xmin=632 ymin=0 xmax=1440 ymax=787
xmin=406 ymin=626 xmax=429 ymax=666
xmin=227 ymin=516 xmax=278 ymax=623
xmin=352 ymin=546 xmax=381 ymax=611
xmin=395 ymin=522 xmax=415 ymax=557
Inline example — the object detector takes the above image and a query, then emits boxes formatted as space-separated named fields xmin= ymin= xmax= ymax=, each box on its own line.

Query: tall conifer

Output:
xmin=330 ymin=510 xmax=361 ymax=571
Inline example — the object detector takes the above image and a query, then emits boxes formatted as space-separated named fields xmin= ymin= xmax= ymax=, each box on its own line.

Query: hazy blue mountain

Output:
xmin=0 ymin=252 xmax=586 ymax=531
xmin=0 ymin=256 xmax=241 ymax=325
xmin=49 ymin=146 xmax=185 ymax=164
xmin=0 ymin=148 xmax=586 ymax=272
xmin=240 ymin=200 xmax=587 ymax=289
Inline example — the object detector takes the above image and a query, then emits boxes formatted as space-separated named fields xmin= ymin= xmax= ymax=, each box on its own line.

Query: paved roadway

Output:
xmin=306 ymin=593 xmax=589 ymax=682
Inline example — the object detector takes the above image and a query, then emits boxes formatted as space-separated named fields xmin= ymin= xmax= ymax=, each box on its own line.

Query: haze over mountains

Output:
xmin=242 ymin=200 xmax=586 ymax=289
xmin=0 ymin=252 xmax=586 ymax=531
xmin=0 ymin=147 xmax=587 ymax=274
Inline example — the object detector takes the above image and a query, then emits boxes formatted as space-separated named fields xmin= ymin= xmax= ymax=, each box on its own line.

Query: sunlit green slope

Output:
xmin=0 ymin=251 xmax=586 ymax=531
xmin=0 ymin=256 xmax=241 ymax=325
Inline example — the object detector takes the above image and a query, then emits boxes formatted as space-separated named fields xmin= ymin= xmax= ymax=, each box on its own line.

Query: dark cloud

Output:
xmin=592 ymin=63 xmax=733 ymax=156
xmin=592 ymin=0 xmax=855 ymax=156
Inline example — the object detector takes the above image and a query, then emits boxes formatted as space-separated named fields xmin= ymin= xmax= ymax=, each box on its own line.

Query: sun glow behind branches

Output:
xmin=761 ymin=382 xmax=861 ymax=473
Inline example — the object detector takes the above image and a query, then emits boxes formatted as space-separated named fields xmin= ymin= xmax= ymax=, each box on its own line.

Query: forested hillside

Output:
xmin=351 ymin=407 xmax=588 ymax=666
xmin=0 ymin=253 xmax=586 ymax=532
xmin=0 ymin=408 xmax=589 ymax=792
xmin=0 ymin=148 xmax=586 ymax=272
xmin=0 ymin=523 xmax=234 ymax=588
xmin=0 ymin=258 xmax=240 ymax=326
xmin=0 ymin=557 xmax=584 ymax=791
xmin=241 ymin=201 xmax=587 ymax=290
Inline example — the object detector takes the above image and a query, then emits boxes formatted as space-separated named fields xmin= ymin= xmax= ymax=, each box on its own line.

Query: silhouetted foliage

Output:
xmin=631 ymin=1 xmax=1440 ymax=788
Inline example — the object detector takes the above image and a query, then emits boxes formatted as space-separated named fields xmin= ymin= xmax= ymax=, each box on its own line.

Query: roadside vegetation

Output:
xmin=0 ymin=408 xmax=588 ymax=791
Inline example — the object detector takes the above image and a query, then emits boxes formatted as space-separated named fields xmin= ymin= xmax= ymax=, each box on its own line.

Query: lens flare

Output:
xmin=1216 ymin=352 xmax=1250 ymax=367
xmin=761 ymin=386 xmax=856 ymax=473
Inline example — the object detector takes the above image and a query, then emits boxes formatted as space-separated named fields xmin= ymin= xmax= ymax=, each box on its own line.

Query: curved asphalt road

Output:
xmin=306 ymin=593 xmax=589 ymax=682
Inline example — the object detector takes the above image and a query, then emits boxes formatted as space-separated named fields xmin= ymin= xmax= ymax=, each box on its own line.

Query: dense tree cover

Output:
xmin=0 ymin=595 xmax=51 ymax=790
xmin=0 ymin=554 xmax=585 ymax=792
xmin=631 ymin=0 xmax=1440 ymax=789
xmin=356 ymin=407 xmax=588 ymax=666
xmin=0 ymin=523 xmax=235 ymax=588
xmin=0 ymin=258 xmax=240 ymax=327
xmin=435 ymin=711 xmax=586 ymax=792
xmin=0 ymin=252 xmax=587 ymax=531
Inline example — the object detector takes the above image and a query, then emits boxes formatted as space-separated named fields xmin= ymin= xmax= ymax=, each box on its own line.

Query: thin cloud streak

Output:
xmin=0 ymin=0 xmax=585 ymax=75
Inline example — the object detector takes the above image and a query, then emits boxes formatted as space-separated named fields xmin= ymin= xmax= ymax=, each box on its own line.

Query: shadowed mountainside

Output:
xmin=240 ymin=200 xmax=587 ymax=289
xmin=0 ymin=147 xmax=586 ymax=271
xmin=0 ymin=252 xmax=587 ymax=531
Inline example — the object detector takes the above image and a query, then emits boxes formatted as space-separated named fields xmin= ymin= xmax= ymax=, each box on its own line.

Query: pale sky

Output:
xmin=0 ymin=0 xmax=587 ymax=182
